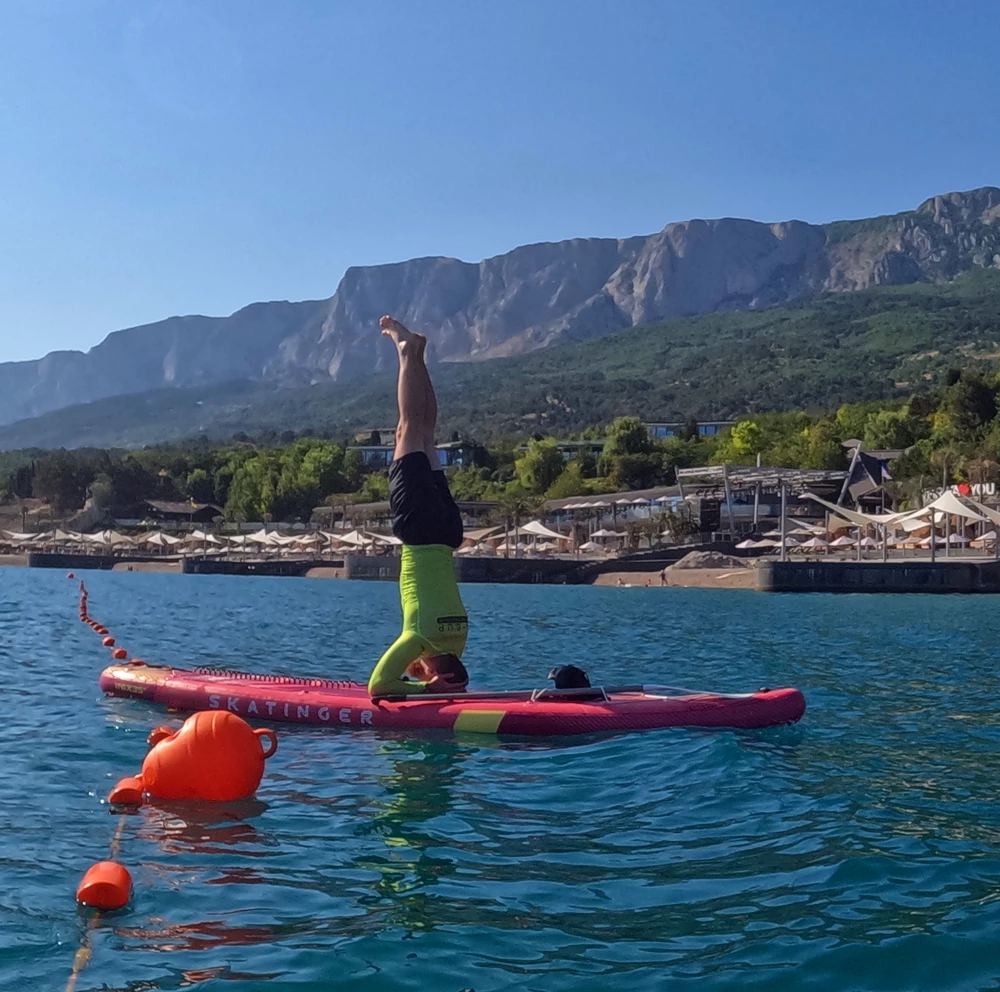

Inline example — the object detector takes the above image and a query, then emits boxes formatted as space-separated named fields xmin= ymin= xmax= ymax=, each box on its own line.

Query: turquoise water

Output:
xmin=2 ymin=570 xmax=1000 ymax=991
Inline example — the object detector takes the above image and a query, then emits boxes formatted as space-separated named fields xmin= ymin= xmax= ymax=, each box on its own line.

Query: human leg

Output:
xmin=381 ymin=315 xmax=435 ymax=460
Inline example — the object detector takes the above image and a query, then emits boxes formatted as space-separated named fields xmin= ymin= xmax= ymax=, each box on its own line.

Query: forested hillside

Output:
xmin=2 ymin=270 xmax=1000 ymax=450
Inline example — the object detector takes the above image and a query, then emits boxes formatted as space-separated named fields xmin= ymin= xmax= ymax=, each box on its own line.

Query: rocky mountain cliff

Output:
xmin=2 ymin=187 xmax=998 ymax=428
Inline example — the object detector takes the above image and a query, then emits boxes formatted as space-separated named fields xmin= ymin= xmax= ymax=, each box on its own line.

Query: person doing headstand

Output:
xmin=367 ymin=316 xmax=470 ymax=698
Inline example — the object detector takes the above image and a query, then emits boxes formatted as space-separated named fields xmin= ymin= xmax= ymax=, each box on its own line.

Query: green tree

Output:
xmin=6 ymin=463 xmax=35 ymax=500
xmin=356 ymin=472 xmax=390 ymax=503
xmin=863 ymin=409 xmax=922 ymax=450
xmin=603 ymin=417 xmax=654 ymax=457
xmin=713 ymin=420 xmax=763 ymax=463
xmin=184 ymin=467 xmax=215 ymax=503
xmin=495 ymin=484 xmax=544 ymax=554
xmin=944 ymin=371 xmax=998 ymax=438
xmin=546 ymin=462 xmax=588 ymax=499
xmin=343 ymin=448 xmax=365 ymax=490
xmin=33 ymin=452 xmax=93 ymax=512
xmin=606 ymin=453 xmax=662 ymax=491
xmin=514 ymin=438 xmax=564 ymax=494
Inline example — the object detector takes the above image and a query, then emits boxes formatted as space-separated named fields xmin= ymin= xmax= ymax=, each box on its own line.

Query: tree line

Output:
xmin=3 ymin=367 xmax=1000 ymax=521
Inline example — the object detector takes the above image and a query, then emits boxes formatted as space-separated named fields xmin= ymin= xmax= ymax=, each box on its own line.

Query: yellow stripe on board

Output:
xmin=453 ymin=709 xmax=506 ymax=734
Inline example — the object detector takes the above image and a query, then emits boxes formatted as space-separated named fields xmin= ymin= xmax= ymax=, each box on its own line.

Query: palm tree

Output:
xmin=495 ymin=486 xmax=544 ymax=558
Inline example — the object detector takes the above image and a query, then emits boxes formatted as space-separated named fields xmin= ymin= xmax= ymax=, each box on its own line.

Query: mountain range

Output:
xmin=1 ymin=186 xmax=999 ymax=444
xmin=3 ymin=267 xmax=1000 ymax=450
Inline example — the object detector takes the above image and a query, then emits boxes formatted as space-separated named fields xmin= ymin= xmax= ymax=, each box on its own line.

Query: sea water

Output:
xmin=1 ymin=569 xmax=999 ymax=991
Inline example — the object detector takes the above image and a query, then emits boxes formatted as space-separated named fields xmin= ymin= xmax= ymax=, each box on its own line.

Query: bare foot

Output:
xmin=379 ymin=315 xmax=425 ymax=356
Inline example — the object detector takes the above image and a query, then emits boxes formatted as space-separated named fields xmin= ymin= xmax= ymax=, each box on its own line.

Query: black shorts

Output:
xmin=389 ymin=452 xmax=464 ymax=548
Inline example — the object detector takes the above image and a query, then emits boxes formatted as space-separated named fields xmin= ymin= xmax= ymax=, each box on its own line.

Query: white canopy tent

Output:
xmin=187 ymin=529 xmax=223 ymax=545
xmin=495 ymin=540 xmax=529 ymax=554
xmin=519 ymin=520 xmax=569 ymax=542
xmin=246 ymin=529 xmax=277 ymax=546
xmin=145 ymin=531 xmax=182 ymax=547
xmin=368 ymin=532 xmax=403 ymax=546
xmin=336 ymin=529 xmax=373 ymax=548
xmin=86 ymin=530 xmax=134 ymax=547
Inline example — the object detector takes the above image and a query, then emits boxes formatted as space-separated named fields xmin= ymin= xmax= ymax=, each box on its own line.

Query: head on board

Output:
xmin=406 ymin=654 xmax=469 ymax=691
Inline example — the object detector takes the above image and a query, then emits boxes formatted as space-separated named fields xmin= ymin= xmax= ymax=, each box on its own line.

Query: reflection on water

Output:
xmin=3 ymin=570 xmax=1000 ymax=991
xmin=358 ymin=739 xmax=475 ymax=931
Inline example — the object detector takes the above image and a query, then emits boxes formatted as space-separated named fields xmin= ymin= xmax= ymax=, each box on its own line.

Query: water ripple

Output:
xmin=1 ymin=571 xmax=999 ymax=990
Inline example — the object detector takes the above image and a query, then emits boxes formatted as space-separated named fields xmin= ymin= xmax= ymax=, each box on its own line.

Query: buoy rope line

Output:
xmin=62 ymin=814 xmax=129 ymax=992
xmin=64 ymin=576 xmax=278 ymax=990
xmin=65 ymin=576 xmax=137 ymax=991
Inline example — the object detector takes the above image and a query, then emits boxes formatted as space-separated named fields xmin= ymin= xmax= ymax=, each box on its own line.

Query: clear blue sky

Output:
xmin=1 ymin=0 xmax=997 ymax=363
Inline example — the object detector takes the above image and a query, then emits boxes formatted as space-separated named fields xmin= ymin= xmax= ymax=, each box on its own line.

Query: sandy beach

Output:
xmin=305 ymin=566 xmax=347 ymax=579
xmin=592 ymin=569 xmax=756 ymax=589
xmin=110 ymin=561 xmax=182 ymax=573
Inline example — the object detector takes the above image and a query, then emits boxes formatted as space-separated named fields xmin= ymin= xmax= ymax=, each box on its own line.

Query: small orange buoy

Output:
xmin=147 ymin=726 xmax=174 ymax=747
xmin=67 ymin=572 xmax=75 ymax=579
xmin=76 ymin=861 xmax=132 ymax=910
xmin=102 ymin=636 xmax=116 ymax=647
xmin=95 ymin=626 xmax=108 ymax=635
xmin=112 ymin=648 xmax=128 ymax=660
xmin=108 ymin=776 xmax=144 ymax=805
xmin=141 ymin=711 xmax=277 ymax=801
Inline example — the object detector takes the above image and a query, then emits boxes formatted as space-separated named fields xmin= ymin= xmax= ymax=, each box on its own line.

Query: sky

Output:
xmin=0 ymin=0 xmax=998 ymax=363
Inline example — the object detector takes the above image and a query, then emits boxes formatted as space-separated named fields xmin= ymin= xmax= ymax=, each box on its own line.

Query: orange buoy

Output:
xmin=140 ymin=711 xmax=277 ymax=801
xmin=112 ymin=648 xmax=128 ymax=660
xmin=95 ymin=626 xmax=108 ymax=635
xmin=67 ymin=572 xmax=75 ymax=579
xmin=76 ymin=861 xmax=132 ymax=910
xmin=147 ymin=726 xmax=174 ymax=747
xmin=108 ymin=775 xmax=144 ymax=805
xmin=102 ymin=637 xmax=116 ymax=647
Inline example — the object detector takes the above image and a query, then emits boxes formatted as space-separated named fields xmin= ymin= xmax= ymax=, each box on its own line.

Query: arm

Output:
xmin=368 ymin=630 xmax=431 ymax=698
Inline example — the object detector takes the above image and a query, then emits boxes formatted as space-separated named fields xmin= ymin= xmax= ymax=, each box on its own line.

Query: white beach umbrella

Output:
xmin=735 ymin=539 xmax=757 ymax=549
xmin=797 ymin=537 xmax=829 ymax=550
xmin=829 ymin=536 xmax=857 ymax=548
xmin=578 ymin=541 xmax=601 ymax=551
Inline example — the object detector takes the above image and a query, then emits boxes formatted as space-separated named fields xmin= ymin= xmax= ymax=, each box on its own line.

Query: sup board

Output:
xmin=100 ymin=662 xmax=805 ymax=736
